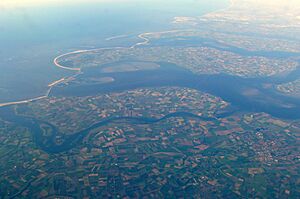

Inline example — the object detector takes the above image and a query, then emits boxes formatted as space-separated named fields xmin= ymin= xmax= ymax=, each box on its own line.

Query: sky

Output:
xmin=240 ymin=0 xmax=300 ymax=8
xmin=0 ymin=0 xmax=129 ymax=8
xmin=2 ymin=0 xmax=300 ymax=8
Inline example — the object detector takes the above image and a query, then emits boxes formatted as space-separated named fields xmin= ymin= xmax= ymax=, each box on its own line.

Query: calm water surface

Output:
xmin=0 ymin=0 xmax=229 ymax=102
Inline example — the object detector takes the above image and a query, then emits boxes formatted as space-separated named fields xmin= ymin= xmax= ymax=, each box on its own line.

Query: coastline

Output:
xmin=0 ymin=0 xmax=234 ymax=108
xmin=202 ymin=0 xmax=235 ymax=18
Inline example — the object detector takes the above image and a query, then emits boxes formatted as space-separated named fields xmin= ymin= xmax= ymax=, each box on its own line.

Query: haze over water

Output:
xmin=0 ymin=0 xmax=229 ymax=103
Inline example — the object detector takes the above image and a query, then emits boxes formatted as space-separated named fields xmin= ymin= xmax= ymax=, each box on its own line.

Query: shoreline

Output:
xmin=202 ymin=0 xmax=235 ymax=18
xmin=0 ymin=0 xmax=236 ymax=108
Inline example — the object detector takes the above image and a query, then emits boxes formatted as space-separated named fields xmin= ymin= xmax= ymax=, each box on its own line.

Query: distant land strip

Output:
xmin=0 ymin=0 xmax=235 ymax=108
